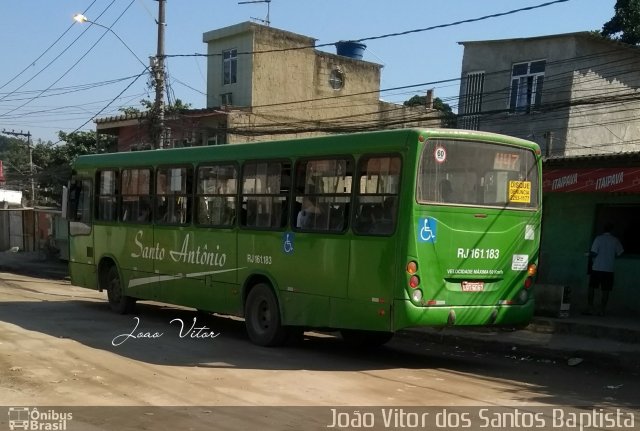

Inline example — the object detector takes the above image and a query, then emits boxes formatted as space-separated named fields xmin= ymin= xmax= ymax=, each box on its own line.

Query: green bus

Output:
xmin=66 ymin=128 xmax=542 ymax=346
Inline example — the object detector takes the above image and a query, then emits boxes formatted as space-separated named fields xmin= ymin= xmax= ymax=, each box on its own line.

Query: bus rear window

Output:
xmin=417 ymin=139 xmax=539 ymax=209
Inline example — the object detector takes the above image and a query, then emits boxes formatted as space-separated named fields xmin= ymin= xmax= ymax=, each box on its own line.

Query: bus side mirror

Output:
xmin=61 ymin=185 xmax=69 ymax=220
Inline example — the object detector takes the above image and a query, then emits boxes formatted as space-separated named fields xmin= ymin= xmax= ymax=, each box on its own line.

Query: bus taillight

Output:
xmin=527 ymin=263 xmax=537 ymax=276
xmin=524 ymin=277 xmax=534 ymax=289
xmin=409 ymin=275 xmax=420 ymax=288
xmin=411 ymin=289 xmax=423 ymax=302
xmin=406 ymin=261 xmax=418 ymax=274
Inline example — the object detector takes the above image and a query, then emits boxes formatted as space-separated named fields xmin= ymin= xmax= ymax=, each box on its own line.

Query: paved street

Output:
xmin=0 ymin=271 xmax=638 ymax=429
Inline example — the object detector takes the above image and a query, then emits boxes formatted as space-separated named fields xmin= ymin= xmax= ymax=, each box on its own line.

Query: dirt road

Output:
xmin=1 ymin=272 xmax=638 ymax=429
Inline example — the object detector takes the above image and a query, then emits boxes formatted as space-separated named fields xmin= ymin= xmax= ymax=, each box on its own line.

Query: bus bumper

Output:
xmin=393 ymin=298 xmax=535 ymax=330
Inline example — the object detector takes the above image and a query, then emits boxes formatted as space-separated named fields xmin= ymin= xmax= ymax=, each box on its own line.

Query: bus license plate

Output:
xmin=462 ymin=281 xmax=484 ymax=292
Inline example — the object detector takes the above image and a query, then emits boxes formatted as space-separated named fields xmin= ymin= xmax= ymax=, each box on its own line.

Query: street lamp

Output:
xmin=73 ymin=12 xmax=166 ymax=149
xmin=72 ymin=14 xmax=148 ymax=70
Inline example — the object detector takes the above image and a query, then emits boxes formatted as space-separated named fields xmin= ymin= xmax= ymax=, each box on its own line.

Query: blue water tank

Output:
xmin=335 ymin=41 xmax=366 ymax=60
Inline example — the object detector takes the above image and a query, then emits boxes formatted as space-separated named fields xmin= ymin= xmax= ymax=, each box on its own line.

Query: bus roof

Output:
xmin=73 ymin=128 xmax=540 ymax=170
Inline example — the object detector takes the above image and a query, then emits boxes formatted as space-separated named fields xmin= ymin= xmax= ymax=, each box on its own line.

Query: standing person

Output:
xmin=586 ymin=223 xmax=624 ymax=315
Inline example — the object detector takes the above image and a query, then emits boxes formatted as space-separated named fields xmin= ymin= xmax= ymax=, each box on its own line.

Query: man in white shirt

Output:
xmin=586 ymin=223 xmax=624 ymax=315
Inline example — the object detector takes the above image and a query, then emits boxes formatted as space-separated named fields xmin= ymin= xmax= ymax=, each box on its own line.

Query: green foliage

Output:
xmin=118 ymin=98 xmax=192 ymax=116
xmin=403 ymin=95 xmax=457 ymax=127
xmin=601 ymin=0 xmax=640 ymax=44
xmin=0 ymin=131 xmax=115 ymax=206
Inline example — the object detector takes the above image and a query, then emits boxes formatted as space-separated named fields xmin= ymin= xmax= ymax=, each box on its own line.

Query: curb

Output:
xmin=398 ymin=328 xmax=640 ymax=373
xmin=0 ymin=262 xmax=69 ymax=280
xmin=528 ymin=317 xmax=640 ymax=343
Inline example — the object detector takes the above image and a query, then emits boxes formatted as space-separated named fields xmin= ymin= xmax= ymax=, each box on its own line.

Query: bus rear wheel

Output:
xmin=341 ymin=329 xmax=394 ymax=348
xmin=244 ymin=283 xmax=287 ymax=347
xmin=105 ymin=265 xmax=135 ymax=314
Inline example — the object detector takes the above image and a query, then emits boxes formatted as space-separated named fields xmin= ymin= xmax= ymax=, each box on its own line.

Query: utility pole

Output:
xmin=0 ymin=129 xmax=35 ymax=205
xmin=153 ymin=0 xmax=167 ymax=149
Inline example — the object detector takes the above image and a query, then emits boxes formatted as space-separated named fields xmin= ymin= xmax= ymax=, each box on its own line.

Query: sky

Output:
xmin=0 ymin=0 xmax=618 ymax=143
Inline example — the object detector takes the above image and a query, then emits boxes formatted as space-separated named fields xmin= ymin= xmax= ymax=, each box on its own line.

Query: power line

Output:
xmin=165 ymin=0 xmax=573 ymax=59
xmin=54 ymin=67 xmax=149 ymax=144
xmin=0 ymin=0 xmax=119 ymax=104
xmin=0 ymin=0 xmax=140 ymax=121
xmin=0 ymin=0 xmax=101 ymax=92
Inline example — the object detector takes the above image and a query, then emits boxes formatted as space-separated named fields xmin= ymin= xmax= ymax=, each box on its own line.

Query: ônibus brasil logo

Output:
xmin=8 ymin=407 xmax=72 ymax=430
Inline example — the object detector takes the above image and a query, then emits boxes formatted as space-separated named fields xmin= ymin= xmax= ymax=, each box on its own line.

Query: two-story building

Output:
xmin=458 ymin=32 xmax=640 ymax=316
xmin=97 ymin=22 xmax=442 ymax=151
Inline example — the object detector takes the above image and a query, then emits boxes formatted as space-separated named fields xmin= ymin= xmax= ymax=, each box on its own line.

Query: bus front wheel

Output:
xmin=244 ymin=283 xmax=287 ymax=347
xmin=105 ymin=265 xmax=135 ymax=314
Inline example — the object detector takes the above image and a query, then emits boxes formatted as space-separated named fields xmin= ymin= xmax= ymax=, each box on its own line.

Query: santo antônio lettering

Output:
xmin=131 ymin=230 xmax=227 ymax=267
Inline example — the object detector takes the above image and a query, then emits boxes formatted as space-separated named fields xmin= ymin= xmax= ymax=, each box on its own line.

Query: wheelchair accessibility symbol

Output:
xmin=418 ymin=217 xmax=437 ymax=243
xmin=283 ymin=232 xmax=295 ymax=254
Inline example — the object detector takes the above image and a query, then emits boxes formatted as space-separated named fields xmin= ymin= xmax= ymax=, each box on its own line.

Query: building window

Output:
xmin=459 ymin=71 xmax=485 ymax=130
xmin=220 ymin=93 xmax=233 ymax=106
xmin=223 ymin=49 xmax=237 ymax=85
xmin=509 ymin=60 xmax=545 ymax=113
xmin=329 ymin=68 xmax=344 ymax=90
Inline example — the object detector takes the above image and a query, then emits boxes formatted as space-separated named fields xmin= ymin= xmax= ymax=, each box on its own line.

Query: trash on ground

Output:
xmin=567 ymin=357 xmax=583 ymax=366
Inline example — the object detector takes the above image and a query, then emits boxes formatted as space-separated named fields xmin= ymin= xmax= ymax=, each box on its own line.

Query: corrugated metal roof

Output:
xmin=95 ymin=107 xmax=230 ymax=124
xmin=544 ymin=150 xmax=640 ymax=167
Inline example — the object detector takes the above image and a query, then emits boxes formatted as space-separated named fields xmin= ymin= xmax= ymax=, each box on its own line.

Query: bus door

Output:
xmin=346 ymin=155 xmax=402 ymax=331
xmin=117 ymin=168 xmax=156 ymax=300
xmin=153 ymin=166 xmax=235 ymax=311
xmin=67 ymin=177 xmax=96 ymax=289
xmin=276 ymin=158 xmax=352 ymax=327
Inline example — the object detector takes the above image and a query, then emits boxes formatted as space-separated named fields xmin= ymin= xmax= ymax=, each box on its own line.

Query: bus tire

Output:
xmin=340 ymin=329 xmax=394 ymax=348
xmin=105 ymin=265 xmax=135 ymax=314
xmin=244 ymin=283 xmax=287 ymax=347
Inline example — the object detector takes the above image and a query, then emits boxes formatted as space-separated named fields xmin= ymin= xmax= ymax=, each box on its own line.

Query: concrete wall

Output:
xmin=204 ymin=22 xmax=442 ymax=144
xmin=204 ymin=23 xmax=257 ymax=108
xmin=566 ymin=38 xmax=640 ymax=156
xmin=459 ymin=33 xmax=640 ymax=158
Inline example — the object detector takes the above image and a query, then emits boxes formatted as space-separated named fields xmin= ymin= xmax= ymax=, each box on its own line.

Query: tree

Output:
xmin=118 ymin=98 xmax=192 ymax=116
xmin=601 ymin=0 xmax=640 ymax=44
xmin=0 ymin=135 xmax=32 ymax=194
xmin=404 ymin=95 xmax=457 ymax=127
xmin=35 ymin=131 xmax=115 ymax=205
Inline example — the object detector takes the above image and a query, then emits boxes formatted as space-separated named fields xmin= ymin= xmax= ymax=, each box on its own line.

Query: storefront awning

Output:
xmin=543 ymin=167 xmax=640 ymax=193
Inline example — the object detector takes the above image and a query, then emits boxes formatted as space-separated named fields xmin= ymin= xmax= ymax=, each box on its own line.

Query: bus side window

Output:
xmin=96 ymin=170 xmax=118 ymax=222
xmin=241 ymin=160 xmax=290 ymax=230
xmin=69 ymin=179 xmax=92 ymax=224
xmin=354 ymin=155 xmax=401 ymax=236
xmin=196 ymin=164 xmax=238 ymax=227
xmin=156 ymin=166 xmax=192 ymax=225
xmin=293 ymin=157 xmax=352 ymax=233
xmin=121 ymin=168 xmax=152 ymax=224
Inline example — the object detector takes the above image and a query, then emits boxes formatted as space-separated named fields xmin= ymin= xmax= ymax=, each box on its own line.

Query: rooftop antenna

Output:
xmin=238 ymin=0 xmax=271 ymax=26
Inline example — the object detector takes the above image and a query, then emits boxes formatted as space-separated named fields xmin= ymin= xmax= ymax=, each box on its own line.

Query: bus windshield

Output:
xmin=417 ymin=138 xmax=539 ymax=209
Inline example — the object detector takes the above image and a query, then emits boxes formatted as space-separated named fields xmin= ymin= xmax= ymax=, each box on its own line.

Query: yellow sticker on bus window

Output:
xmin=508 ymin=180 xmax=531 ymax=203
